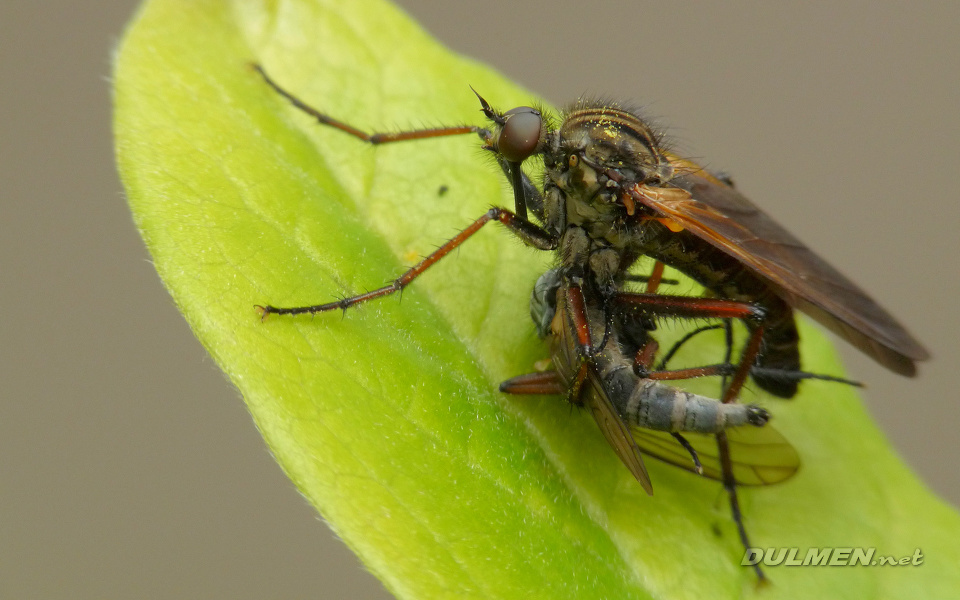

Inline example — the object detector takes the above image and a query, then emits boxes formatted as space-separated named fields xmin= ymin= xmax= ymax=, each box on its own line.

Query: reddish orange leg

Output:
xmin=721 ymin=326 xmax=765 ymax=403
xmin=562 ymin=285 xmax=598 ymax=402
xmin=613 ymin=290 xmax=765 ymax=401
xmin=254 ymin=63 xmax=543 ymax=219
xmin=644 ymin=260 xmax=666 ymax=294
xmin=256 ymin=207 xmax=556 ymax=319
xmin=633 ymin=339 xmax=659 ymax=372
xmin=252 ymin=63 xmax=546 ymax=219
xmin=498 ymin=371 xmax=564 ymax=395
xmin=251 ymin=64 xmax=555 ymax=319
xmin=251 ymin=63 xmax=482 ymax=145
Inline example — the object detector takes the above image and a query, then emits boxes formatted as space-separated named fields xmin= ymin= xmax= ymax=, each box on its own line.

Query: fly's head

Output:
xmin=472 ymin=89 xmax=549 ymax=164
xmin=472 ymin=89 xmax=556 ymax=221
xmin=470 ymin=94 xmax=672 ymax=225
xmin=546 ymin=102 xmax=674 ymax=219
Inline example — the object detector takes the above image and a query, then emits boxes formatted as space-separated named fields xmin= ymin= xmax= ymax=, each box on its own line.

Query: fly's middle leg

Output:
xmin=256 ymin=208 xmax=556 ymax=319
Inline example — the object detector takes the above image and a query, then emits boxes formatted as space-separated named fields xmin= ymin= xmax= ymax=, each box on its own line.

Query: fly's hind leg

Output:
xmin=612 ymin=291 xmax=766 ymax=403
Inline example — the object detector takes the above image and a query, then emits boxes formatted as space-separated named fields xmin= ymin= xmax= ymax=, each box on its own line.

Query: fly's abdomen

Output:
xmin=749 ymin=297 xmax=801 ymax=398
xmin=629 ymin=380 xmax=768 ymax=432
xmin=597 ymin=353 xmax=769 ymax=434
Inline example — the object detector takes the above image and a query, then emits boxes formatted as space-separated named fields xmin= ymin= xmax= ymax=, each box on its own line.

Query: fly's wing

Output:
xmin=583 ymin=371 xmax=655 ymax=495
xmin=552 ymin=287 xmax=654 ymax=495
xmin=632 ymin=160 xmax=928 ymax=376
xmin=631 ymin=425 xmax=800 ymax=486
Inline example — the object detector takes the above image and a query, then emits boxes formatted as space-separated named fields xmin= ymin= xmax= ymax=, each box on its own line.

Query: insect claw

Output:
xmin=746 ymin=406 xmax=771 ymax=426
xmin=671 ymin=432 xmax=704 ymax=474
xmin=254 ymin=304 xmax=270 ymax=322
xmin=475 ymin=127 xmax=493 ymax=145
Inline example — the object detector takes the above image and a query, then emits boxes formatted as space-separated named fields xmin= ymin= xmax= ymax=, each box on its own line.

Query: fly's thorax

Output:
xmin=542 ymin=103 xmax=673 ymax=251
xmin=553 ymin=198 xmax=651 ymax=279
xmin=545 ymin=104 xmax=672 ymax=197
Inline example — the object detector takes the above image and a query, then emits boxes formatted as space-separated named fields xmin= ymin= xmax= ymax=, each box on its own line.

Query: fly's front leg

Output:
xmin=490 ymin=153 xmax=545 ymax=222
xmin=251 ymin=63 xmax=488 ymax=145
xmin=257 ymin=208 xmax=557 ymax=319
xmin=251 ymin=64 xmax=558 ymax=319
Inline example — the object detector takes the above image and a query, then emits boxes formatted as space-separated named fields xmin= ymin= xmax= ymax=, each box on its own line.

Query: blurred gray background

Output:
xmin=3 ymin=1 xmax=957 ymax=598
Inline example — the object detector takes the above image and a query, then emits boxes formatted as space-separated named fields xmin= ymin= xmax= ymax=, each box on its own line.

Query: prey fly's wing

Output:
xmin=552 ymin=286 xmax=654 ymax=495
xmin=631 ymin=424 xmax=800 ymax=486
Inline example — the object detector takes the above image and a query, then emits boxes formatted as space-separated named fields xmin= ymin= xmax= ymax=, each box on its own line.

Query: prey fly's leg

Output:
xmin=257 ymin=208 xmax=556 ymax=318
xmin=717 ymin=430 xmax=765 ymax=582
xmin=498 ymin=371 xmax=564 ymax=395
xmin=721 ymin=319 xmax=735 ymax=392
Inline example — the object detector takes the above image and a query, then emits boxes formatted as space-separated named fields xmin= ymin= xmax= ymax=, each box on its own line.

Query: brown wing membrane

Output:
xmin=632 ymin=425 xmax=800 ymax=486
xmin=583 ymin=373 xmax=655 ymax=495
xmin=552 ymin=285 xmax=654 ymax=495
xmin=632 ymin=162 xmax=929 ymax=375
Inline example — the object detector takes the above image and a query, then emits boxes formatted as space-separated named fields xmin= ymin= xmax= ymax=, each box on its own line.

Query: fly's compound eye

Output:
xmin=497 ymin=106 xmax=542 ymax=163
